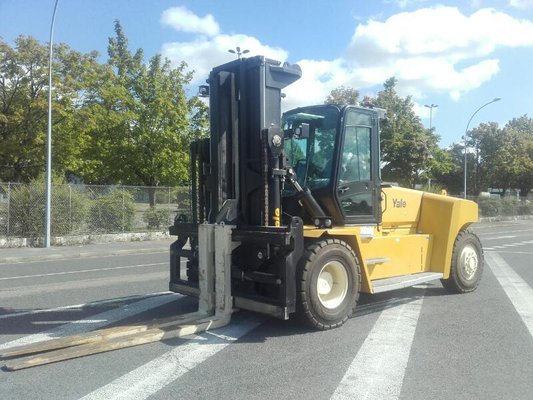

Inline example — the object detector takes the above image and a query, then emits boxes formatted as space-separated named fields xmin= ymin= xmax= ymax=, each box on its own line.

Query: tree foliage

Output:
xmin=502 ymin=116 xmax=533 ymax=196
xmin=1 ymin=22 xmax=206 ymax=203
xmin=325 ymin=79 xmax=449 ymax=187
xmin=374 ymin=78 xmax=445 ymax=187
xmin=325 ymin=86 xmax=359 ymax=106
xmin=439 ymin=116 xmax=533 ymax=197
xmin=0 ymin=36 xmax=99 ymax=182
xmin=78 ymin=21 xmax=193 ymax=194
xmin=2 ymin=28 xmax=530 ymax=200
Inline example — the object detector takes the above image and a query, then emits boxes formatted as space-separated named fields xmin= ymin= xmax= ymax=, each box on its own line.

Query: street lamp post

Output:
xmin=463 ymin=97 xmax=501 ymax=199
xmin=424 ymin=103 xmax=438 ymax=130
xmin=228 ymin=46 xmax=249 ymax=59
xmin=45 ymin=0 xmax=59 ymax=248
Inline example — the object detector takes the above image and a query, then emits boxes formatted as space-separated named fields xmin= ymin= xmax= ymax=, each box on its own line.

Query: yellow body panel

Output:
xmin=360 ymin=235 xmax=432 ymax=279
xmin=417 ymin=191 xmax=478 ymax=277
xmin=381 ymin=186 xmax=423 ymax=231
xmin=303 ymin=187 xmax=478 ymax=294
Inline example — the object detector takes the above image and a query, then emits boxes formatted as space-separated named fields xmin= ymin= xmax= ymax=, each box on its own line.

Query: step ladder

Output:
xmin=371 ymin=272 xmax=443 ymax=294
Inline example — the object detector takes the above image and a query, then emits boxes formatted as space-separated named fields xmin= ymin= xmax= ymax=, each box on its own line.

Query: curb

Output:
xmin=0 ymin=246 xmax=171 ymax=264
xmin=478 ymin=215 xmax=533 ymax=222
xmin=0 ymin=231 xmax=172 ymax=249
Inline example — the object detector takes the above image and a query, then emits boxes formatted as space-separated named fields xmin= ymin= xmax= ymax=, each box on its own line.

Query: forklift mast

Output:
xmin=171 ymin=56 xmax=306 ymax=319
xmin=194 ymin=56 xmax=301 ymax=226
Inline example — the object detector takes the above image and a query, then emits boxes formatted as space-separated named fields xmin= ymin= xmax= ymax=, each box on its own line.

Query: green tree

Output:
xmin=374 ymin=78 xmax=440 ymax=187
xmin=432 ymin=143 xmax=474 ymax=195
xmin=187 ymin=96 xmax=209 ymax=140
xmin=325 ymin=86 xmax=359 ymax=105
xmin=468 ymin=122 xmax=501 ymax=195
xmin=463 ymin=117 xmax=533 ymax=197
xmin=77 ymin=21 xmax=193 ymax=205
xmin=504 ymin=115 xmax=533 ymax=197
xmin=324 ymin=80 xmax=447 ymax=188
xmin=425 ymin=146 xmax=455 ymax=190
xmin=0 ymin=36 xmax=100 ymax=182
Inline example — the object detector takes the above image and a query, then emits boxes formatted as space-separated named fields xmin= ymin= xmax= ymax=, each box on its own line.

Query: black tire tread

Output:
xmin=297 ymin=238 xmax=361 ymax=330
xmin=441 ymin=228 xmax=484 ymax=294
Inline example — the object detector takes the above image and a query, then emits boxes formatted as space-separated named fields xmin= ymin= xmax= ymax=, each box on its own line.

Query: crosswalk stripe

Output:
xmin=486 ymin=252 xmax=533 ymax=337
xmin=0 ymin=291 xmax=171 ymax=321
xmin=0 ymin=293 xmax=180 ymax=350
xmin=331 ymin=296 xmax=424 ymax=400
xmin=79 ymin=316 xmax=263 ymax=400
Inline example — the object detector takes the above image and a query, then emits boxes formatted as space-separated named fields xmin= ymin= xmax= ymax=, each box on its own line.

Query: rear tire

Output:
xmin=441 ymin=229 xmax=484 ymax=293
xmin=297 ymin=239 xmax=361 ymax=330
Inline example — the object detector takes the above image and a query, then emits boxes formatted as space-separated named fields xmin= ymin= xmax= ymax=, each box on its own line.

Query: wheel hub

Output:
xmin=316 ymin=261 xmax=348 ymax=309
xmin=460 ymin=245 xmax=478 ymax=280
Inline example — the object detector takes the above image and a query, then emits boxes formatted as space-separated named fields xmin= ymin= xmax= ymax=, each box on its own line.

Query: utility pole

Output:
xmin=45 ymin=0 xmax=59 ymax=248
xmin=228 ymin=46 xmax=249 ymax=59
xmin=463 ymin=97 xmax=501 ymax=199
xmin=424 ymin=103 xmax=438 ymax=130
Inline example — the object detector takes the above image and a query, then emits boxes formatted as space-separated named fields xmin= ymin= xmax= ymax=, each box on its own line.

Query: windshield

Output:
xmin=282 ymin=106 xmax=339 ymax=193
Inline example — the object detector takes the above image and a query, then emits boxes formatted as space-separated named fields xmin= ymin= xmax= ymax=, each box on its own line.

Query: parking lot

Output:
xmin=0 ymin=219 xmax=532 ymax=399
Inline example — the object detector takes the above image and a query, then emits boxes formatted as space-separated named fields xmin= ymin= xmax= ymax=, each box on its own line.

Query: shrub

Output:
xmin=478 ymin=198 xmax=501 ymax=217
xmin=143 ymin=207 xmax=170 ymax=229
xmin=173 ymin=187 xmax=192 ymax=219
xmin=419 ymin=182 xmax=445 ymax=195
xmin=500 ymin=198 xmax=519 ymax=216
xmin=7 ymin=183 xmax=89 ymax=237
xmin=51 ymin=185 xmax=90 ymax=235
xmin=89 ymin=191 xmax=135 ymax=233
xmin=517 ymin=201 xmax=533 ymax=215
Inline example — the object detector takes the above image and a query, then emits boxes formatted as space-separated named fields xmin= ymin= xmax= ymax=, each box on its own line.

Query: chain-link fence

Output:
xmin=0 ymin=183 xmax=191 ymax=239
xmin=472 ymin=196 xmax=532 ymax=218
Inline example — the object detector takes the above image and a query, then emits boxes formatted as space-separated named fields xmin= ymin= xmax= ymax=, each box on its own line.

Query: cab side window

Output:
xmin=341 ymin=126 xmax=371 ymax=183
xmin=339 ymin=110 xmax=374 ymax=217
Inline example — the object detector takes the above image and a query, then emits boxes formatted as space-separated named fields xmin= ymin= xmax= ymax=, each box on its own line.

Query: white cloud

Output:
xmin=160 ymin=6 xmax=533 ymax=114
xmin=345 ymin=6 xmax=533 ymax=99
xmin=162 ymin=34 xmax=288 ymax=84
xmin=509 ymin=0 xmax=533 ymax=9
xmin=386 ymin=0 xmax=429 ymax=9
xmin=161 ymin=6 xmax=220 ymax=37
xmin=282 ymin=59 xmax=352 ymax=110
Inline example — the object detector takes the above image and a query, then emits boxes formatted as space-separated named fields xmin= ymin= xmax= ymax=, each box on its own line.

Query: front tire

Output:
xmin=297 ymin=239 xmax=361 ymax=330
xmin=441 ymin=229 xmax=484 ymax=293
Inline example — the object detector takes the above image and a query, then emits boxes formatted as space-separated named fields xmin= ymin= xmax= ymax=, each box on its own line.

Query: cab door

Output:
xmin=336 ymin=107 xmax=381 ymax=225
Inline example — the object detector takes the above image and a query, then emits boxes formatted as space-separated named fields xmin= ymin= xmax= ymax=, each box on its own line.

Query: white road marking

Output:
xmin=483 ymin=240 xmax=533 ymax=252
xmin=495 ymin=251 xmax=533 ymax=255
xmin=0 ymin=293 xmax=181 ymax=350
xmin=482 ymin=235 xmax=517 ymax=240
xmin=0 ymin=291 xmax=171 ymax=320
xmin=477 ymin=228 xmax=533 ymax=236
xmin=486 ymin=252 xmax=533 ymax=337
xmin=331 ymin=296 xmax=424 ymax=400
xmin=79 ymin=316 xmax=263 ymax=400
xmin=0 ymin=262 xmax=168 ymax=281
xmin=0 ymin=250 xmax=169 ymax=265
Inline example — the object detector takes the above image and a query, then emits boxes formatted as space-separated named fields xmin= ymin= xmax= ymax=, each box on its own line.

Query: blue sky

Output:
xmin=1 ymin=0 xmax=532 ymax=146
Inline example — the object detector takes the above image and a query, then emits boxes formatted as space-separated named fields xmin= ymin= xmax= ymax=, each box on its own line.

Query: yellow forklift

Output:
xmin=168 ymin=56 xmax=483 ymax=329
xmin=1 ymin=56 xmax=483 ymax=369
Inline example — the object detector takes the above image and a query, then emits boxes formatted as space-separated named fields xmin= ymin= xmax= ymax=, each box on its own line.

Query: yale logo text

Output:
xmin=392 ymin=198 xmax=407 ymax=208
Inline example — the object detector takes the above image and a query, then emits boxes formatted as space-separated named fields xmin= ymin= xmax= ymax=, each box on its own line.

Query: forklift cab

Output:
xmin=282 ymin=104 xmax=383 ymax=226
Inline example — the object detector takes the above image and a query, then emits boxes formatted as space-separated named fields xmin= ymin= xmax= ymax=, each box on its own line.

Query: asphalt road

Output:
xmin=0 ymin=220 xmax=532 ymax=400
